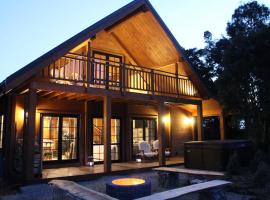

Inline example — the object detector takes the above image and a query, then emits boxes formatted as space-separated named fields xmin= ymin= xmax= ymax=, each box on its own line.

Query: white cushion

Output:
xmin=138 ymin=141 xmax=151 ymax=153
xmin=144 ymin=152 xmax=158 ymax=157
xmin=153 ymin=140 xmax=159 ymax=150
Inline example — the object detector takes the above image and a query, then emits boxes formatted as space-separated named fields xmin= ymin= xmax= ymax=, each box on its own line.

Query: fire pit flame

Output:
xmin=106 ymin=177 xmax=151 ymax=199
xmin=112 ymin=178 xmax=145 ymax=186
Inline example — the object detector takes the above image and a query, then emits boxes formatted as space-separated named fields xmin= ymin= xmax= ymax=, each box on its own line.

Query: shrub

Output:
xmin=250 ymin=150 xmax=266 ymax=172
xmin=226 ymin=152 xmax=241 ymax=176
xmin=253 ymin=161 xmax=270 ymax=187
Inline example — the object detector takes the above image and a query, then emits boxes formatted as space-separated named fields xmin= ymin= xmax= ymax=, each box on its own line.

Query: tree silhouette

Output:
xmin=186 ymin=1 xmax=270 ymax=147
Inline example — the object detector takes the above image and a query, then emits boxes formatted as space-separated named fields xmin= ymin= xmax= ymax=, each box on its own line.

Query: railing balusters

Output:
xmin=43 ymin=55 xmax=198 ymax=97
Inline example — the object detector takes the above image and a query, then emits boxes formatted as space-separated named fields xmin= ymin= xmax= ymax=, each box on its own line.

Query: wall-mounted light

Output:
xmin=183 ymin=116 xmax=194 ymax=126
xmin=20 ymin=109 xmax=25 ymax=121
xmin=162 ymin=115 xmax=170 ymax=124
xmin=25 ymin=111 xmax=29 ymax=119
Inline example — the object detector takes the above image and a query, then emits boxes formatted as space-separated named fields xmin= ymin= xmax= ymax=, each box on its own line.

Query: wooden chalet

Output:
xmin=0 ymin=0 xmax=224 ymax=182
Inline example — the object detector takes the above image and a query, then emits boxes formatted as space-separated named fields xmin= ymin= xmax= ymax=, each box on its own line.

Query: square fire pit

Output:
xmin=106 ymin=178 xmax=151 ymax=200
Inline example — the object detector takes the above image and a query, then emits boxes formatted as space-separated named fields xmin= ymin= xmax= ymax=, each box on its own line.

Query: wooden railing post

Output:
xmin=105 ymin=62 xmax=109 ymax=90
xmin=120 ymin=63 xmax=125 ymax=94
xmin=87 ymin=41 xmax=91 ymax=87
xmin=175 ymin=62 xmax=179 ymax=96
xmin=151 ymin=69 xmax=155 ymax=95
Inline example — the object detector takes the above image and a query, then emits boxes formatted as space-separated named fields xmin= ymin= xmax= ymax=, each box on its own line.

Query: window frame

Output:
xmin=90 ymin=116 xmax=122 ymax=163
xmin=131 ymin=117 xmax=157 ymax=158
xmin=40 ymin=113 xmax=80 ymax=165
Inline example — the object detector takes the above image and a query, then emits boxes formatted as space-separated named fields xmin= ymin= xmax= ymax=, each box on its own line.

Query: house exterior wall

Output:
xmin=170 ymin=107 xmax=193 ymax=156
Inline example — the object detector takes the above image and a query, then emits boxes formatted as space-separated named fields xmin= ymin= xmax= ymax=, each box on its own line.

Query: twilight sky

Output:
xmin=0 ymin=0 xmax=269 ymax=82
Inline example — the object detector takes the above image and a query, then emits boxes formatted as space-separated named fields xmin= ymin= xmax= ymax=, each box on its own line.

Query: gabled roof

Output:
xmin=0 ymin=0 xmax=209 ymax=98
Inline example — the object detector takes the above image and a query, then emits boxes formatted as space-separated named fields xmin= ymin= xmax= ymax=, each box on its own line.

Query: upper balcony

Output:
xmin=42 ymin=53 xmax=199 ymax=98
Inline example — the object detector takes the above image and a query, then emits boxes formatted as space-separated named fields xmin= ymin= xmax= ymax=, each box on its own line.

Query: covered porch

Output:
xmin=8 ymin=83 xmax=207 ymax=181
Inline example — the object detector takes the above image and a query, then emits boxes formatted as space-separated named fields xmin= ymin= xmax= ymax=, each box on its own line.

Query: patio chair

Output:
xmin=152 ymin=140 xmax=171 ymax=157
xmin=138 ymin=141 xmax=158 ymax=160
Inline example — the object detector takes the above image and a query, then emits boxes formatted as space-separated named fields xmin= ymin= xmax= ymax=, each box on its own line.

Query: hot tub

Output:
xmin=106 ymin=178 xmax=151 ymax=200
xmin=184 ymin=140 xmax=254 ymax=171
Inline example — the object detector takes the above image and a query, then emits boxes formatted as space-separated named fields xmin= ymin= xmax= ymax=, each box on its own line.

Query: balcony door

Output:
xmin=92 ymin=51 xmax=122 ymax=87
xmin=92 ymin=118 xmax=121 ymax=162
xmin=41 ymin=114 xmax=79 ymax=163
xmin=132 ymin=118 xmax=157 ymax=157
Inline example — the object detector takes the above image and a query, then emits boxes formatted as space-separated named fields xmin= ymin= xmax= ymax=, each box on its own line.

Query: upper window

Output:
xmin=0 ymin=115 xmax=4 ymax=149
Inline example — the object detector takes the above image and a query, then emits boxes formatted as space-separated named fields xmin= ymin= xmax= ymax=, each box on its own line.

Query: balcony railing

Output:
xmin=43 ymin=53 xmax=199 ymax=97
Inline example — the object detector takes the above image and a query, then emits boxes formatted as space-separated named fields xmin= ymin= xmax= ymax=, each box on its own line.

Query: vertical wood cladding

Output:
xmin=170 ymin=107 xmax=193 ymax=156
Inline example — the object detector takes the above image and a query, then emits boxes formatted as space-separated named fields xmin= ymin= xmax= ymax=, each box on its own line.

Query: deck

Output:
xmin=42 ymin=53 xmax=199 ymax=99
xmin=42 ymin=157 xmax=183 ymax=180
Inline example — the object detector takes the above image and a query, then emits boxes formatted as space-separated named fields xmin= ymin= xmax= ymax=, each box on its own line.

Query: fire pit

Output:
xmin=106 ymin=178 xmax=151 ymax=200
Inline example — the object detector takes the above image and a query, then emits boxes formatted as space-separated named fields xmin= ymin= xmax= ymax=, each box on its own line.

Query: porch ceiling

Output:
xmin=36 ymin=89 xmax=158 ymax=105
xmin=171 ymin=98 xmax=222 ymax=117
xmin=37 ymin=90 xmax=100 ymax=102
xmin=107 ymin=10 xmax=179 ymax=68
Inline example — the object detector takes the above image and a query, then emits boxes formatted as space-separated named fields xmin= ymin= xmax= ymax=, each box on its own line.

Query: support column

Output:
xmin=197 ymin=102 xmax=203 ymax=141
xmin=158 ymin=101 xmax=166 ymax=166
xmin=83 ymin=101 xmax=90 ymax=164
xmin=3 ymin=94 xmax=16 ymax=176
xmin=219 ymin=110 xmax=225 ymax=141
xmin=23 ymin=88 xmax=37 ymax=181
xmin=103 ymin=95 xmax=111 ymax=173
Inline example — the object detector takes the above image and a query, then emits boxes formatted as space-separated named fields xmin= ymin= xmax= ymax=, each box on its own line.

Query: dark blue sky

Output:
xmin=1 ymin=0 xmax=269 ymax=82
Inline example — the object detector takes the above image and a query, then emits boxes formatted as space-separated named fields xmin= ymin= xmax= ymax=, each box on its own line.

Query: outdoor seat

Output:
xmin=138 ymin=141 xmax=158 ymax=159
xmin=153 ymin=140 xmax=171 ymax=157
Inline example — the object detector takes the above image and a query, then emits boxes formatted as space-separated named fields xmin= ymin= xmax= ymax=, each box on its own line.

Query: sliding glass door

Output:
xmin=41 ymin=115 xmax=79 ymax=163
xmin=132 ymin=118 xmax=156 ymax=157
xmin=92 ymin=118 xmax=121 ymax=162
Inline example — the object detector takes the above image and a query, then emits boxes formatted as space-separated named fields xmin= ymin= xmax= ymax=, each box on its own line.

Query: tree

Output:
xmin=187 ymin=1 xmax=270 ymax=147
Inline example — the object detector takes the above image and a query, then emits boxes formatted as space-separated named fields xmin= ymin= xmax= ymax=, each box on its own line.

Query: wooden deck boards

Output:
xmin=42 ymin=157 xmax=184 ymax=180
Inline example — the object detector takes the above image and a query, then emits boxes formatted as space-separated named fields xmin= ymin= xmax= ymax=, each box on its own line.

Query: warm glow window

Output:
xmin=92 ymin=118 xmax=120 ymax=162
xmin=0 ymin=115 xmax=4 ymax=149
xmin=132 ymin=119 xmax=156 ymax=157
xmin=42 ymin=115 xmax=78 ymax=162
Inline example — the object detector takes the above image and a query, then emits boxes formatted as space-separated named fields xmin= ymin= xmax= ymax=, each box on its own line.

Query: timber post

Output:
xmin=197 ymin=102 xmax=203 ymax=141
xmin=23 ymin=88 xmax=37 ymax=181
xmin=158 ymin=100 xmax=166 ymax=166
xmin=103 ymin=95 xmax=111 ymax=173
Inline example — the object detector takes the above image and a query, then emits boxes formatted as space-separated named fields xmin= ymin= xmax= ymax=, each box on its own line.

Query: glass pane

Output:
xmin=93 ymin=144 xmax=104 ymax=162
xmin=92 ymin=118 xmax=120 ymax=162
xmin=62 ymin=117 xmax=78 ymax=160
xmin=42 ymin=117 xmax=59 ymax=161
xmin=111 ymin=144 xmax=120 ymax=161
xmin=111 ymin=119 xmax=120 ymax=144
xmin=93 ymin=118 xmax=103 ymax=144
xmin=132 ymin=119 xmax=144 ymax=156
